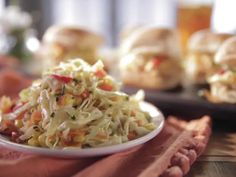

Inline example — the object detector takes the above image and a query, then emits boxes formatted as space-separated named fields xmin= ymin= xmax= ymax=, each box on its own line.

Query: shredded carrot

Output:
xmin=135 ymin=120 xmax=142 ymax=126
xmin=128 ymin=131 xmax=137 ymax=140
xmin=96 ymin=132 xmax=107 ymax=139
xmin=131 ymin=110 xmax=136 ymax=116
xmin=16 ymin=111 xmax=26 ymax=120
xmin=58 ymin=95 xmax=66 ymax=106
xmin=49 ymin=135 xmax=55 ymax=140
xmin=3 ymin=120 xmax=13 ymax=127
xmin=99 ymin=83 xmax=113 ymax=91
xmin=81 ymin=90 xmax=90 ymax=99
xmin=31 ymin=111 xmax=42 ymax=124
xmin=62 ymin=131 xmax=84 ymax=146
xmin=68 ymin=130 xmax=85 ymax=139
xmin=95 ymin=70 xmax=106 ymax=78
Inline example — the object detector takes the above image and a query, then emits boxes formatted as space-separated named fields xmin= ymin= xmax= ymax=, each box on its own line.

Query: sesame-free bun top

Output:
xmin=42 ymin=25 xmax=103 ymax=48
xmin=188 ymin=29 xmax=233 ymax=53
xmin=119 ymin=25 xmax=142 ymax=42
xmin=124 ymin=47 xmax=178 ymax=60
xmin=214 ymin=36 xmax=236 ymax=67
xmin=120 ymin=27 xmax=180 ymax=58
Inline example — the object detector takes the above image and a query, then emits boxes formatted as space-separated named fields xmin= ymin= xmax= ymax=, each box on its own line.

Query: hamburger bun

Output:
xmin=188 ymin=29 xmax=233 ymax=54
xmin=122 ymin=47 xmax=179 ymax=61
xmin=120 ymin=27 xmax=180 ymax=58
xmin=214 ymin=36 xmax=236 ymax=67
xmin=39 ymin=25 xmax=104 ymax=69
xmin=119 ymin=26 xmax=142 ymax=42
xmin=43 ymin=25 xmax=103 ymax=48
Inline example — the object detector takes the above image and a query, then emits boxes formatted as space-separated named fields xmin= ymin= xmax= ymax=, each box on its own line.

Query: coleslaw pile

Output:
xmin=0 ymin=59 xmax=156 ymax=148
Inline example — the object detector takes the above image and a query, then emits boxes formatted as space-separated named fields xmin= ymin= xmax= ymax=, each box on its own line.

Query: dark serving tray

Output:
xmin=122 ymin=85 xmax=236 ymax=120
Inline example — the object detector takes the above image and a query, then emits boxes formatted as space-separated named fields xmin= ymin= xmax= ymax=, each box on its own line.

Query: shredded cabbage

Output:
xmin=0 ymin=59 xmax=156 ymax=148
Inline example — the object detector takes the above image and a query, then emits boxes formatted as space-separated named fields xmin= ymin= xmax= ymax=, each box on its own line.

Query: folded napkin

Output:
xmin=0 ymin=116 xmax=211 ymax=177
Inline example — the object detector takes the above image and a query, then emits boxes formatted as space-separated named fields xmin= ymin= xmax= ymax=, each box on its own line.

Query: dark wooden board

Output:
xmin=186 ymin=161 xmax=236 ymax=177
xmin=122 ymin=85 xmax=236 ymax=119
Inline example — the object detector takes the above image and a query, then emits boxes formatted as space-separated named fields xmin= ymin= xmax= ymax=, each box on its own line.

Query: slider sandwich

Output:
xmin=120 ymin=27 xmax=182 ymax=90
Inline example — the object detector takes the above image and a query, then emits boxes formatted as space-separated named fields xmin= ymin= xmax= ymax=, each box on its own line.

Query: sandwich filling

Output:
xmin=206 ymin=67 xmax=236 ymax=103
xmin=185 ymin=51 xmax=215 ymax=84
xmin=120 ymin=52 xmax=181 ymax=81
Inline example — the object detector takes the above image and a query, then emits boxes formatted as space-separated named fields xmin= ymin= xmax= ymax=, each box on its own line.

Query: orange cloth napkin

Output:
xmin=0 ymin=116 xmax=211 ymax=177
xmin=0 ymin=69 xmax=32 ymax=98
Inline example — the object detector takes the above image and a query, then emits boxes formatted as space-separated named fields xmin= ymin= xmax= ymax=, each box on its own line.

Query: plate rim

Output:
xmin=0 ymin=101 xmax=164 ymax=158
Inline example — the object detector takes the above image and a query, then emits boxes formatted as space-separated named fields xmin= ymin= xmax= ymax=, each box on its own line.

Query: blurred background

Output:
xmin=3 ymin=0 xmax=235 ymax=42
xmin=0 ymin=0 xmax=218 ymax=46
xmin=2 ymin=0 xmax=179 ymax=47
xmin=0 ymin=0 xmax=235 ymax=56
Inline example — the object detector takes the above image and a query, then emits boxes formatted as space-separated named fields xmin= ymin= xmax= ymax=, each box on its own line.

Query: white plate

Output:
xmin=0 ymin=102 xmax=164 ymax=158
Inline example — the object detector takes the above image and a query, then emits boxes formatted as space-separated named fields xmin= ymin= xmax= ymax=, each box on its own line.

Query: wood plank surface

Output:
xmin=205 ymin=133 xmax=236 ymax=155
xmin=186 ymin=161 xmax=236 ymax=177
xmin=187 ymin=119 xmax=236 ymax=177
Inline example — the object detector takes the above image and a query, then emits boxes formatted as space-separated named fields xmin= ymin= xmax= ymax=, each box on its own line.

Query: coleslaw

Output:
xmin=0 ymin=59 xmax=156 ymax=148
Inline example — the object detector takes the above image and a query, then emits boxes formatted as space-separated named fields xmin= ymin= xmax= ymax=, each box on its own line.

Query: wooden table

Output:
xmin=187 ymin=119 xmax=236 ymax=177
